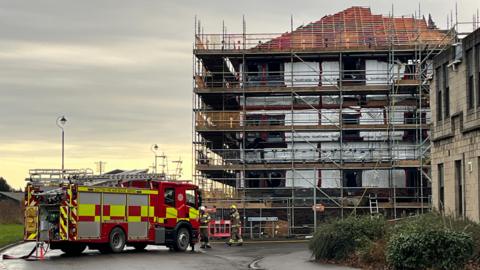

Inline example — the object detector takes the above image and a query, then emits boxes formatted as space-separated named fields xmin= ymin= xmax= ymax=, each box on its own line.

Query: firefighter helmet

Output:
xmin=199 ymin=206 xmax=206 ymax=212
xmin=230 ymin=204 xmax=237 ymax=209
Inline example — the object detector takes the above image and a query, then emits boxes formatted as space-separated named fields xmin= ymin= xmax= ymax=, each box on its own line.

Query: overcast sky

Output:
xmin=1 ymin=0 xmax=479 ymax=189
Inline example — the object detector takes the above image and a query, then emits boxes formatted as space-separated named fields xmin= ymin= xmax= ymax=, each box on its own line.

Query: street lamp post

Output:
xmin=56 ymin=116 xmax=67 ymax=175
xmin=151 ymin=144 xmax=159 ymax=174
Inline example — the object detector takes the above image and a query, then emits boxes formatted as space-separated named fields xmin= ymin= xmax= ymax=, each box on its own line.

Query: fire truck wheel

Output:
xmin=173 ymin=227 xmax=190 ymax=252
xmin=60 ymin=244 xmax=86 ymax=256
xmin=109 ymin=227 xmax=126 ymax=253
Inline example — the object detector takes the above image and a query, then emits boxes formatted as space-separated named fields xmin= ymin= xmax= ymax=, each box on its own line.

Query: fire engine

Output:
xmin=23 ymin=169 xmax=201 ymax=255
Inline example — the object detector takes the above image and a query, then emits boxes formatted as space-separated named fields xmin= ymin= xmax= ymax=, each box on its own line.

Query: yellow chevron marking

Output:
xmin=27 ymin=233 xmax=37 ymax=240
xmin=60 ymin=206 xmax=68 ymax=240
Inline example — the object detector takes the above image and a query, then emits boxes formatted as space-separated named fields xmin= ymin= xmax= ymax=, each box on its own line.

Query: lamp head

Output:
xmin=59 ymin=116 xmax=67 ymax=126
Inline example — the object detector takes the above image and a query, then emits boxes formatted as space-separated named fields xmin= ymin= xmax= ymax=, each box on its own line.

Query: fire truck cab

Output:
xmin=24 ymin=170 xmax=201 ymax=255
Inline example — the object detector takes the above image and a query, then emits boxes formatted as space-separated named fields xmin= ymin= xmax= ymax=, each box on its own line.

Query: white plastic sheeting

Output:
xmin=320 ymin=170 xmax=341 ymax=188
xmin=360 ymin=131 xmax=404 ymax=141
xmin=392 ymin=142 xmax=417 ymax=160
xmin=285 ymin=110 xmax=319 ymax=126
xmin=287 ymin=143 xmax=318 ymax=160
xmin=366 ymin=95 xmax=387 ymax=101
xmin=366 ymin=60 xmax=389 ymax=85
xmin=322 ymin=95 xmax=341 ymax=105
xmin=286 ymin=170 xmax=317 ymax=187
xmin=264 ymin=143 xmax=318 ymax=162
xmin=285 ymin=131 xmax=340 ymax=142
xmin=362 ymin=169 xmax=406 ymax=188
xmin=240 ymin=96 xmax=320 ymax=107
xmin=360 ymin=108 xmax=384 ymax=125
xmin=321 ymin=61 xmax=340 ymax=86
xmin=320 ymin=109 xmax=340 ymax=125
xmin=320 ymin=142 xmax=391 ymax=161
xmin=240 ymin=96 xmax=290 ymax=106
xmin=284 ymin=62 xmax=320 ymax=87
xmin=391 ymin=63 xmax=406 ymax=81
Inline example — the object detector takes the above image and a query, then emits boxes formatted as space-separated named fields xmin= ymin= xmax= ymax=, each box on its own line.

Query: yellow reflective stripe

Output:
xmin=110 ymin=205 xmax=126 ymax=216
xmin=94 ymin=216 xmax=100 ymax=222
xmin=177 ymin=218 xmax=189 ymax=221
xmin=141 ymin=206 xmax=148 ymax=217
xmin=78 ymin=204 xmax=95 ymax=216
xmin=189 ymin=208 xmax=199 ymax=219
xmin=27 ymin=233 xmax=37 ymax=240
xmin=166 ymin=207 xmax=177 ymax=218
xmin=78 ymin=186 xmax=158 ymax=195
xmin=149 ymin=206 xmax=155 ymax=217
xmin=103 ymin=216 xmax=111 ymax=221
xmin=156 ymin=217 xmax=165 ymax=223
xmin=128 ymin=216 xmax=141 ymax=222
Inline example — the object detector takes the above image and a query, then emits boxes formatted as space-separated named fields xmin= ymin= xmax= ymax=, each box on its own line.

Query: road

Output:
xmin=1 ymin=241 xmax=356 ymax=270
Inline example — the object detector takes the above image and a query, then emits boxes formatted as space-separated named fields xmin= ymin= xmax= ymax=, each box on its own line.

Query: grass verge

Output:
xmin=0 ymin=224 xmax=23 ymax=248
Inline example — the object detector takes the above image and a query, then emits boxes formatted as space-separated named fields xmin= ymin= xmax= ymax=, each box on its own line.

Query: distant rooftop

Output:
xmin=0 ymin=191 xmax=23 ymax=202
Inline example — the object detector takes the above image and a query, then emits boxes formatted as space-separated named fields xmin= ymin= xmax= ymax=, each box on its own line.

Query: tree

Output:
xmin=0 ymin=177 xmax=12 ymax=191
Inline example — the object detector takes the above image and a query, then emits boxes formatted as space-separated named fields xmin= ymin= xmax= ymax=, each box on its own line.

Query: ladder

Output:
xmin=369 ymin=193 xmax=379 ymax=215
xmin=26 ymin=168 xmax=170 ymax=187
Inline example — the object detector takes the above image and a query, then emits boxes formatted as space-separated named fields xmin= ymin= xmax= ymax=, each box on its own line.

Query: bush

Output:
xmin=386 ymin=229 xmax=474 ymax=270
xmin=390 ymin=212 xmax=480 ymax=258
xmin=309 ymin=216 xmax=385 ymax=260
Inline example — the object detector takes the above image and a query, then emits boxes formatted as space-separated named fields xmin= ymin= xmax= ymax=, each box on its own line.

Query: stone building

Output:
xmin=431 ymin=27 xmax=480 ymax=221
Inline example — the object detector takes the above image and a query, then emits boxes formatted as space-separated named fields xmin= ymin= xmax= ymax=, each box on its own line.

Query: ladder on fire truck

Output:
xmin=26 ymin=168 xmax=170 ymax=188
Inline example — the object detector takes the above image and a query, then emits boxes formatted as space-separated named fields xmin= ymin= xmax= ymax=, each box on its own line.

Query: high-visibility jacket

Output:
xmin=230 ymin=210 xmax=241 ymax=228
xmin=200 ymin=212 xmax=211 ymax=228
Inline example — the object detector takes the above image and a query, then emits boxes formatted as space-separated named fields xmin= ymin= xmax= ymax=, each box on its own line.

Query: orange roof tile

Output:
xmin=257 ymin=7 xmax=450 ymax=51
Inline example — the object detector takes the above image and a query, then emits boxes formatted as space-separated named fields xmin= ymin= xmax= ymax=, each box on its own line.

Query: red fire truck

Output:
xmin=23 ymin=170 xmax=201 ymax=255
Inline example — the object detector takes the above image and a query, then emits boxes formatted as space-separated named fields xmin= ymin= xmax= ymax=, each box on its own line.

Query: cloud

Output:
xmin=1 ymin=0 xmax=479 ymax=189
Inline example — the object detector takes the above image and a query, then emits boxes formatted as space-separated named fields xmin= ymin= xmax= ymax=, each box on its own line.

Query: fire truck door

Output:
xmin=77 ymin=192 xmax=101 ymax=239
xmin=127 ymin=194 xmax=149 ymax=239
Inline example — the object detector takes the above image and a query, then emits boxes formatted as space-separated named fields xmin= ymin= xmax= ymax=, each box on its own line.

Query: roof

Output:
xmin=0 ymin=191 xmax=23 ymax=202
xmin=257 ymin=7 xmax=450 ymax=51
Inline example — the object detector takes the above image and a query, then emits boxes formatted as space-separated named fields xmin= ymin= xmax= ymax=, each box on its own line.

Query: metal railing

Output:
xmin=196 ymin=144 xmax=429 ymax=165
xmin=195 ymin=32 xmax=452 ymax=52
xmin=195 ymin=69 xmax=423 ymax=89
xmin=195 ymin=110 xmax=430 ymax=128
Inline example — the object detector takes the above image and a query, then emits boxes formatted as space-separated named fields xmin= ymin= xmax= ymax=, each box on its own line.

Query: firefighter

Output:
xmin=227 ymin=204 xmax=243 ymax=246
xmin=199 ymin=206 xmax=211 ymax=248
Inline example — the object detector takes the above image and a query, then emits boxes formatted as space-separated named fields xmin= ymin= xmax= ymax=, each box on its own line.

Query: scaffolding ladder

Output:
xmin=369 ymin=194 xmax=379 ymax=215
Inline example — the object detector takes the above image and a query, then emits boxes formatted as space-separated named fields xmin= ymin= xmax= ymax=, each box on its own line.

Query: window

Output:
xmin=438 ymin=163 xmax=445 ymax=212
xmin=455 ymin=160 xmax=463 ymax=217
xmin=186 ymin=189 xmax=196 ymax=207
xmin=164 ymin=188 xmax=175 ymax=206
xmin=436 ymin=67 xmax=443 ymax=121
xmin=466 ymin=49 xmax=474 ymax=109
xmin=443 ymin=64 xmax=450 ymax=118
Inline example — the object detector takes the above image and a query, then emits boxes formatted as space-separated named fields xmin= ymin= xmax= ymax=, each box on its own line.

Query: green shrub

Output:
xmin=390 ymin=212 xmax=480 ymax=258
xmin=309 ymin=216 xmax=385 ymax=260
xmin=386 ymin=229 xmax=474 ymax=270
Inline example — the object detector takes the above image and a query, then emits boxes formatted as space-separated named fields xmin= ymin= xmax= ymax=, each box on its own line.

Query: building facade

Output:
xmin=194 ymin=7 xmax=450 ymax=236
xmin=431 ymin=28 xmax=480 ymax=221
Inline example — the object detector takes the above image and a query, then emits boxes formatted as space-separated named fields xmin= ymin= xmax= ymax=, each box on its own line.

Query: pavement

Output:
xmin=0 ymin=241 xmax=357 ymax=270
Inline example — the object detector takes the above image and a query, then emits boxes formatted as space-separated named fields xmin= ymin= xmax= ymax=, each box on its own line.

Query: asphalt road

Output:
xmin=0 ymin=241 xmax=356 ymax=270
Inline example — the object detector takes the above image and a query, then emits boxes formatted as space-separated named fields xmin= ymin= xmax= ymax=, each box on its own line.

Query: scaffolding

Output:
xmin=192 ymin=6 xmax=457 ymax=237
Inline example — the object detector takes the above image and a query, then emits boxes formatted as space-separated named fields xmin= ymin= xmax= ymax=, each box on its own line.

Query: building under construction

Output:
xmin=193 ymin=7 xmax=454 ymax=237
